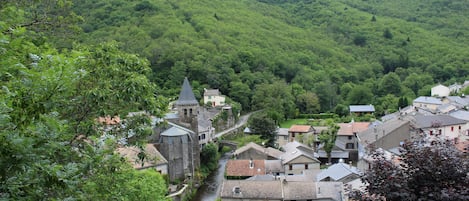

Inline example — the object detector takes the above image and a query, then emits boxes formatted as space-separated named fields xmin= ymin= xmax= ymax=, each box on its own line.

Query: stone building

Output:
xmin=152 ymin=77 xmax=201 ymax=182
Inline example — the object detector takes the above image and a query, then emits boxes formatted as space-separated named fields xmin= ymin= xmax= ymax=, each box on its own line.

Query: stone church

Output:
xmin=151 ymin=77 xmax=200 ymax=182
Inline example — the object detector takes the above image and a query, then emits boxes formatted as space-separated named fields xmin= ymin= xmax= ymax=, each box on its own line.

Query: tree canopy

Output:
xmin=352 ymin=139 xmax=469 ymax=201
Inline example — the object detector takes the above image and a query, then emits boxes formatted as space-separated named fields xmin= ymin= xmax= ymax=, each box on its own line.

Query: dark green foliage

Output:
xmin=248 ymin=112 xmax=278 ymax=147
xmin=383 ymin=28 xmax=393 ymax=39
xmin=353 ymin=35 xmax=367 ymax=46
xmin=318 ymin=121 xmax=339 ymax=164
xmin=200 ymin=143 xmax=219 ymax=177
xmin=353 ymin=139 xmax=469 ymax=201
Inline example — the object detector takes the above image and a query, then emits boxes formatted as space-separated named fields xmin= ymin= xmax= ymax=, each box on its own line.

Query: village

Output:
xmin=115 ymin=79 xmax=469 ymax=201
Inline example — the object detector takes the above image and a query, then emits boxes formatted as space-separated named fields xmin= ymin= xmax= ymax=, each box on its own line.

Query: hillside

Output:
xmin=71 ymin=0 xmax=469 ymax=116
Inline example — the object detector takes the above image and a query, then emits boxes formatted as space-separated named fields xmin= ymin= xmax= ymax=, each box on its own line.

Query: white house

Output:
xmin=203 ymin=88 xmax=226 ymax=107
xmin=431 ymin=84 xmax=450 ymax=97
xmin=413 ymin=96 xmax=443 ymax=111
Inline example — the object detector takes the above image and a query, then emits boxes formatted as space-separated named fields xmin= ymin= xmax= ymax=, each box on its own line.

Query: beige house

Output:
xmin=407 ymin=114 xmax=468 ymax=140
xmin=203 ymin=88 xmax=226 ymax=107
xmin=413 ymin=96 xmax=443 ymax=111
xmin=431 ymin=84 xmax=450 ymax=97
xmin=288 ymin=125 xmax=314 ymax=142
xmin=281 ymin=141 xmax=320 ymax=175
xmin=276 ymin=128 xmax=289 ymax=147
xmin=116 ymin=144 xmax=168 ymax=175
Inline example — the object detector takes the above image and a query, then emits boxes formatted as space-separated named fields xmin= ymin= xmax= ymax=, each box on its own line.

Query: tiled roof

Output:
xmin=281 ymin=142 xmax=320 ymax=164
xmin=449 ymin=110 xmax=469 ymax=121
xmin=97 ymin=115 xmax=121 ymax=125
xmin=203 ymin=88 xmax=221 ymax=96
xmin=349 ymin=105 xmax=375 ymax=112
xmin=116 ymin=144 xmax=167 ymax=170
xmin=409 ymin=114 xmax=467 ymax=129
xmin=234 ymin=142 xmax=283 ymax=159
xmin=283 ymin=181 xmax=316 ymax=200
xmin=337 ymin=122 xmax=370 ymax=136
xmin=317 ymin=162 xmax=361 ymax=181
xmin=264 ymin=160 xmax=284 ymax=174
xmin=413 ymin=96 xmax=443 ymax=105
xmin=220 ymin=180 xmax=283 ymax=200
xmin=357 ymin=118 xmax=409 ymax=145
xmin=226 ymin=160 xmax=265 ymax=177
xmin=289 ymin=125 xmax=312 ymax=133
xmin=176 ymin=77 xmax=198 ymax=106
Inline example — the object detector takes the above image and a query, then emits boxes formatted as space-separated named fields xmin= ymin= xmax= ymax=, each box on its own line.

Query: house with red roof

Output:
xmin=288 ymin=124 xmax=315 ymax=142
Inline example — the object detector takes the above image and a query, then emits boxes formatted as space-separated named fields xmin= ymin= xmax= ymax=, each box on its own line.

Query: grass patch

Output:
xmin=279 ymin=118 xmax=309 ymax=128
xmin=224 ymin=133 xmax=264 ymax=147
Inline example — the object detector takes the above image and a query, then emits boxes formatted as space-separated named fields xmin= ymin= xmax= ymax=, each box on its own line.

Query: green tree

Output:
xmin=379 ymin=72 xmax=402 ymax=96
xmin=200 ymin=143 xmax=219 ymax=176
xmin=318 ymin=121 xmax=339 ymax=164
xmin=248 ymin=112 xmax=278 ymax=147
xmin=296 ymin=91 xmax=321 ymax=114
xmin=383 ymin=28 xmax=393 ymax=39
xmin=252 ymin=80 xmax=295 ymax=120
xmin=0 ymin=15 xmax=168 ymax=199
xmin=347 ymin=85 xmax=373 ymax=105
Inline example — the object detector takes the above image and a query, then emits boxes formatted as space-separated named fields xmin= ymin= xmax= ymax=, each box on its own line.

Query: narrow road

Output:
xmin=213 ymin=111 xmax=258 ymax=139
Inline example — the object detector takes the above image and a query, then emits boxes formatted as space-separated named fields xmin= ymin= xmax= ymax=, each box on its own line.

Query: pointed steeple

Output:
xmin=176 ymin=77 xmax=198 ymax=106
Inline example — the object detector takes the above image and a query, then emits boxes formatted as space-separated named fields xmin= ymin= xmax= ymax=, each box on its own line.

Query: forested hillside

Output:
xmin=71 ymin=0 xmax=469 ymax=118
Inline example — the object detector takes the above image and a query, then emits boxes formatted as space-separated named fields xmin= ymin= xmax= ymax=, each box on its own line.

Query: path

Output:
xmin=214 ymin=111 xmax=257 ymax=139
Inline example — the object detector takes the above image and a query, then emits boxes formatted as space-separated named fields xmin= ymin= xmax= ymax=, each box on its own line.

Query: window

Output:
xmin=189 ymin=108 xmax=193 ymax=115
xmin=346 ymin=143 xmax=355 ymax=149
xmin=348 ymin=136 xmax=353 ymax=140
xmin=292 ymin=133 xmax=295 ymax=138
xmin=430 ymin=130 xmax=433 ymax=135
xmin=459 ymin=126 xmax=462 ymax=130
xmin=289 ymin=164 xmax=293 ymax=170
xmin=184 ymin=109 xmax=187 ymax=116
xmin=451 ymin=126 xmax=454 ymax=132
xmin=305 ymin=164 xmax=309 ymax=170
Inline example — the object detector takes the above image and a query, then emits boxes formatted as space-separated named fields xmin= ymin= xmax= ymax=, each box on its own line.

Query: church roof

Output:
xmin=176 ymin=77 xmax=198 ymax=106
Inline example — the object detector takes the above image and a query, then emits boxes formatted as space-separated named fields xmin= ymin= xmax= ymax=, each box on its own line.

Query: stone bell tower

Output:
xmin=174 ymin=77 xmax=200 ymax=169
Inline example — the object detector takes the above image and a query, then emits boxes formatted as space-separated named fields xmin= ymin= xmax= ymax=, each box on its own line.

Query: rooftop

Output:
xmin=176 ymin=77 xmax=198 ymax=106
xmin=234 ymin=142 xmax=284 ymax=159
xmin=337 ymin=122 xmax=370 ymax=136
xmin=349 ymin=105 xmax=375 ymax=112
xmin=289 ymin=125 xmax=313 ymax=133
xmin=116 ymin=144 xmax=168 ymax=170
xmin=413 ymin=96 xmax=443 ymax=105
xmin=226 ymin=160 xmax=266 ymax=177
xmin=317 ymin=162 xmax=361 ymax=181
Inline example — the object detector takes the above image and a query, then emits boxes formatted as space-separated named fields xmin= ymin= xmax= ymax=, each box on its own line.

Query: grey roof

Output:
xmin=161 ymin=122 xmax=194 ymax=137
xmin=203 ymin=89 xmax=221 ymax=96
xmin=176 ymin=77 xmax=198 ymax=106
xmin=316 ymin=182 xmax=345 ymax=201
xmin=445 ymin=96 xmax=469 ymax=107
xmin=357 ymin=118 xmax=409 ymax=145
xmin=264 ymin=160 xmax=284 ymax=174
xmin=349 ymin=105 xmax=375 ymax=112
xmin=317 ymin=162 xmax=361 ymax=181
xmin=413 ymin=96 xmax=443 ymax=105
xmin=220 ymin=180 xmax=283 ymax=200
xmin=277 ymin=128 xmax=289 ymax=136
xmin=437 ymin=103 xmax=457 ymax=113
xmin=283 ymin=181 xmax=316 ymax=200
xmin=409 ymin=114 xmax=467 ymax=129
xmin=449 ymin=110 xmax=469 ymax=121
xmin=281 ymin=141 xmax=320 ymax=164
xmin=244 ymin=127 xmax=252 ymax=133
xmin=234 ymin=142 xmax=283 ymax=159
xmin=318 ymin=150 xmax=349 ymax=159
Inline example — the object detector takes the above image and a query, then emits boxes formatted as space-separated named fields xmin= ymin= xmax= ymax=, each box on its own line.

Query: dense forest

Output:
xmin=1 ymin=0 xmax=468 ymax=199
xmin=70 ymin=0 xmax=469 ymax=119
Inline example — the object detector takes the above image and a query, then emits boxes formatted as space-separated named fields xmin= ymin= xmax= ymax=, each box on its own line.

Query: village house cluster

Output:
xmin=112 ymin=79 xmax=468 ymax=200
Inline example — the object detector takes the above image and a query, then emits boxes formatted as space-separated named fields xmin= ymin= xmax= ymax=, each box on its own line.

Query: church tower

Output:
xmin=175 ymin=77 xmax=200 ymax=169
